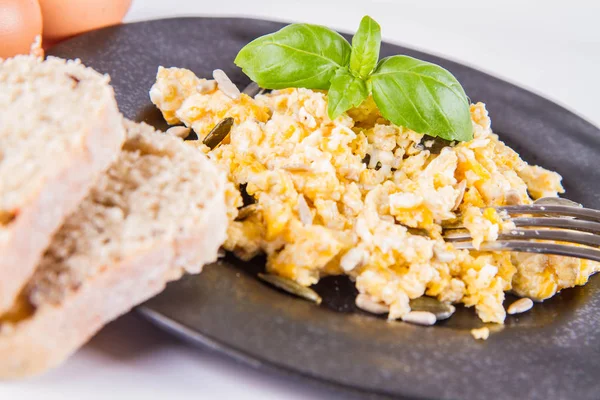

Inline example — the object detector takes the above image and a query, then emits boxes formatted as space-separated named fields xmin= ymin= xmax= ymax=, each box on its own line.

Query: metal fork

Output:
xmin=443 ymin=198 xmax=600 ymax=262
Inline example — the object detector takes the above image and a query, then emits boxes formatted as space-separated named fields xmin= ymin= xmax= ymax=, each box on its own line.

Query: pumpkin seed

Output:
xmin=406 ymin=227 xmax=430 ymax=237
xmin=236 ymin=204 xmax=257 ymax=221
xmin=258 ymin=273 xmax=322 ymax=305
xmin=241 ymin=82 xmax=264 ymax=97
xmin=409 ymin=297 xmax=455 ymax=320
xmin=203 ymin=117 xmax=234 ymax=149
xmin=441 ymin=219 xmax=464 ymax=229
xmin=418 ymin=134 xmax=455 ymax=154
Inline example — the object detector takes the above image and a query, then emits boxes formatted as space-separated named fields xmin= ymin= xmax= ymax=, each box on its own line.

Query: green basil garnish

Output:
xmin=369 ymin=56 xmax=472 ymax=142
xmin=235 ymin=16 xmax=473 ymax=142
xmin=349 ymin=16 xmax=381 ymax=79
xmin=234 ymin=23 xmax=351 ymax=90
xmin=328 ymin=68 xmax=369 ymax=119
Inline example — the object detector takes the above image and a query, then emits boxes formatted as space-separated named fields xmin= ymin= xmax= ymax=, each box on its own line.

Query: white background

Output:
xmin=2 ymin=0 xmax=599 ymax=399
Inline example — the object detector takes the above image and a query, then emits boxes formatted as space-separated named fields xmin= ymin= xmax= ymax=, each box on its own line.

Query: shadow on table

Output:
xmin=81 ymin=313 xmax=395 ymax=400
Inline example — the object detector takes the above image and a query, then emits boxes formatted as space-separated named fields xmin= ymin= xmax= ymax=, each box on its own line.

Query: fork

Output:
xmin=443 ymin=198 xmax=600 ymax=262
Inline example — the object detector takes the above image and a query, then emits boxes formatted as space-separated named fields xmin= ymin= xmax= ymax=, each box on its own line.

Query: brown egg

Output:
xmin=0 ymin=0 xmax=43 ymax=58
xmin=39 ymin=0 xmax=132 ymax=42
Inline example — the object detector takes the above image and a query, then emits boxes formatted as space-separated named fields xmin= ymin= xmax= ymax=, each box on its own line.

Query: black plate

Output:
xmin=49 ymin=17 xmax=600 ymax=400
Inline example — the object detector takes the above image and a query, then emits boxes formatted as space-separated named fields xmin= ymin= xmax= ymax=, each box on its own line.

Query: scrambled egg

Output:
xmin=150 ymin=67 xmax=600 ymax=324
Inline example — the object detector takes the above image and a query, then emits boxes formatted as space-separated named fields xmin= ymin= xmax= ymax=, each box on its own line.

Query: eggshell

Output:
xmin=0 ymin=0 xmax=43 ymax=58
xmin=39 ymin=0 xmax=132 ymax=42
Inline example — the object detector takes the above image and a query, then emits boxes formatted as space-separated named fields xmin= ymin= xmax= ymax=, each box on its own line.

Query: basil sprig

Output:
xmin=235 ymin=16 xmax=473 ymax=141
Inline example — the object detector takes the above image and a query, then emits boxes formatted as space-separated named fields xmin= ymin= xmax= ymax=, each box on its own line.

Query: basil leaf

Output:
xmin=349 ymin=16 xmax=381 ymax=79
xmin=369 ymin=55 xmax=472 ymax=141
xmin=234 ymin=23 xmax=351 ymax=90
xmin=327 ymin=68 xmax=369 ymax=119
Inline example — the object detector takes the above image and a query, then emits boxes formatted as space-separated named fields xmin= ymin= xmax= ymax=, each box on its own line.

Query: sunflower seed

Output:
xmin=297 ymin=194 xmax=313 ymax=225
xmin=380 ymin=215 xmax=395 ymax=223
xmin=504 ymin=189 xmax=522 ymax=205
xmin=203 ymin=117 xmax=234 ymax=149
xmin=355 ymin=294 xmax=389 ymax=314
xmin=282 ymin=163 xmax=312 ymax=172
xmin=196 ymin=80 xmax=217 ymax=94
xmin=433 ymin=246 xmax=456 ymax=263
xmin=409 ymin=297 xmax=455 ymax=320
xmin=452 ymin=180 xmax=467 ymax=211
xmin=402 ymin=311 xmax=437 ymax=326
xmin=470 ymin=327 xmax=490 ymax=340
xmin=258 ymin=273 xmax=322 ymax=304
xmin=213 ymin=69 xmax=241 ymax=99
xmin=507 ymin=298 xmax=533 ymax=315
xmin=166 ymin=126 xmax=191 ymax=138
xmin=340 ymin=248 xmax=366 ymax=272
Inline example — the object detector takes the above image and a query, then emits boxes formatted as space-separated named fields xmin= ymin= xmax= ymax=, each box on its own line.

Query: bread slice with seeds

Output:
xmin=0 ymin=120 xmax=227 ymax=379
xmin=0 ymin=55 xmax=125 ymax=315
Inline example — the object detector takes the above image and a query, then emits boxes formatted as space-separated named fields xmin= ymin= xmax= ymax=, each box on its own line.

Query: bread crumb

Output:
xmin=471 ymin=327 xmax=490 ymax=340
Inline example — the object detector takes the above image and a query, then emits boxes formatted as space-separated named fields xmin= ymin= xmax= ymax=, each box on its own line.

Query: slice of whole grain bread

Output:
xmin=0 ymin=55 xmax=125 ymax=314
xmin=0 ymin=120 xmax=227 ymax=379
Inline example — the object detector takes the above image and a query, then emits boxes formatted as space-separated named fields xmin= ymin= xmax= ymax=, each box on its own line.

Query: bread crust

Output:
xmin=0 ymin=185 xmax=226 ymax=379
xmin=0 ymin=102 xmax=124 ymax=315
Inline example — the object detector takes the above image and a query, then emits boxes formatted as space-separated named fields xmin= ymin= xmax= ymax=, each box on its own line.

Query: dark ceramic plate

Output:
xmin=49 ymin=17 xmax=600 ymax=400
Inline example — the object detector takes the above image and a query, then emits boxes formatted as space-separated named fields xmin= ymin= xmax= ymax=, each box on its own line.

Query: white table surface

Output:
xmin=2 ymin=1 xmax=599 ymax=399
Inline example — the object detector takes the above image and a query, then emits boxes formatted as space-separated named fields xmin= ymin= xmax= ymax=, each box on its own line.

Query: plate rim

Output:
xmin=48 ymin=16 xmax=600 ymax=400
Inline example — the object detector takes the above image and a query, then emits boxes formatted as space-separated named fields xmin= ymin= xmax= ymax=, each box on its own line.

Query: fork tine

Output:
xmin=443 ymin=217 xmax=600 ymax=234
xmin=497 ymin=204 xmax=600 ymax=222
xmin=444 ymin=202 xmax=600 ymax=262
xmin=452 ymin=240 xmax=600 ymax=263
xmin=445 ymin=228 xmax=600 ymax=248
xmin=511 ymin=217 xmax=600 ymax=234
